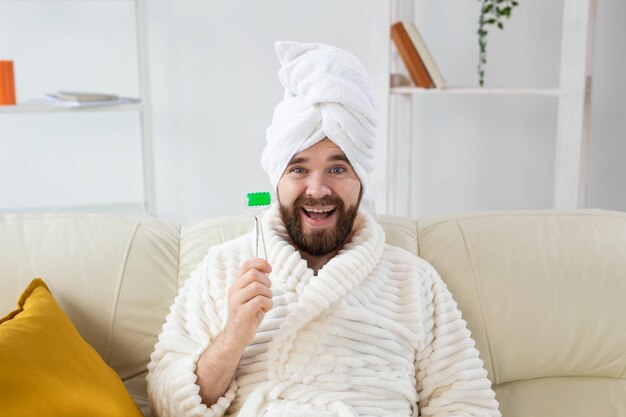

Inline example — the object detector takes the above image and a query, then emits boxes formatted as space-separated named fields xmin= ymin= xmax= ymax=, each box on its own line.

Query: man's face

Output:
xmin=277 ymin=138 xmax=362 ymax=256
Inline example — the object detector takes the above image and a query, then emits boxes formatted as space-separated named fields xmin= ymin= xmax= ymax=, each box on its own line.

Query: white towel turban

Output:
xmin=261 ymin=41 xmax=378 ymax=210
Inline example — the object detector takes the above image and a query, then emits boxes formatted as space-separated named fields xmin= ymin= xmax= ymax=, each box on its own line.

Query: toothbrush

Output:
xmin=247 ymin=192 xmax=271 ymax=259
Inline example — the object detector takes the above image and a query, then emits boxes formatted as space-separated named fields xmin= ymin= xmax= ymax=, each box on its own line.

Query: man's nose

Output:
xmin=305 ymin=173 xmax=332 ymax=198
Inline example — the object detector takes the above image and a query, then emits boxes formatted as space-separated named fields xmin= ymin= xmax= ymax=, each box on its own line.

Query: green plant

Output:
xmin=477 ymin=0 xmax=519 ymax=86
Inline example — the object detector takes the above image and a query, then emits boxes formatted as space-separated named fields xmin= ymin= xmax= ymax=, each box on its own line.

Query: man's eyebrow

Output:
xmin=286 ymin=154 xmax=350 ymax=166
xmin=329 ymin=154 xmax=351 ymax=164
xmin=287 ymin=156 xmax=308 ymax=166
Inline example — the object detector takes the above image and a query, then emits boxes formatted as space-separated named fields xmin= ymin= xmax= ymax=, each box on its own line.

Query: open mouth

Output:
xmin=302 ymin=207 xmax=336 ymax=220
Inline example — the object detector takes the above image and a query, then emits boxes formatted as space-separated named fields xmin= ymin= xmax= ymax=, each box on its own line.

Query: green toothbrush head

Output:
xmin=247 ymin=192 xmax=271 ymax=207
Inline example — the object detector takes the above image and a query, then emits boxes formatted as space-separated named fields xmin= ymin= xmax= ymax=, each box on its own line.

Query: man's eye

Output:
xmin=292 ymin=167 xmax=305 ymax=174
xmin=331 ymin=166 xmax=345 ymax=174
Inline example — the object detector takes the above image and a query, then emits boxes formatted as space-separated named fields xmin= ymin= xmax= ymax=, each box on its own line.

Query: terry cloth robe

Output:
xmin=147 ymin=204 xmax=500 ymax=417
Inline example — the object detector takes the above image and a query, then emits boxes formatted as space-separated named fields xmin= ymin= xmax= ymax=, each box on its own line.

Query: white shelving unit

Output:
xmin=390 ymin=87 xmax=560 ymax=97
xmin=0 ymin=103 xmax=146 ymax=114
xmin=0 ymin=0 xmax=155 ymax=215
xmin=387 ymin=0 xmax=597 ymax=217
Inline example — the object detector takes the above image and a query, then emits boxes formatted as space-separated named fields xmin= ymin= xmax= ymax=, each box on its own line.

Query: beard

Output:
xmin=279 ymin=192 xmax=361 ymax=257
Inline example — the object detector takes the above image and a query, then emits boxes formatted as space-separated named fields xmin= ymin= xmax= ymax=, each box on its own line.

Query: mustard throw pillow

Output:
xmin=0 ymin=279 xmax=143 ymax=417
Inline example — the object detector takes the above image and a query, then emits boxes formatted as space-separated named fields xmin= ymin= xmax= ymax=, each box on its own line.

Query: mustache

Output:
xmin=294 ymin=195 xmax=344 ymax=208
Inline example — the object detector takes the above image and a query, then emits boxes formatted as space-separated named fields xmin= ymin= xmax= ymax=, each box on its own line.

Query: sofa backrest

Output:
xmin=0 ymin=214 xmax=180 ymax=416
xmin=415 ymin=210 xmax=626 ymax=417
xmin=1 ymin=209 xmax=625 ymax=417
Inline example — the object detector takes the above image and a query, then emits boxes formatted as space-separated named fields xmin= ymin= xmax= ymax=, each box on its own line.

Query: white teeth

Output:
xmin=305 ymin=208 xmax=334 ymax=213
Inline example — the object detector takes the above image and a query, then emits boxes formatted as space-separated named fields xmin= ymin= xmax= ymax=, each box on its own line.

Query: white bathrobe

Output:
xmin=147 ymin=205 xmax=500 ymax=417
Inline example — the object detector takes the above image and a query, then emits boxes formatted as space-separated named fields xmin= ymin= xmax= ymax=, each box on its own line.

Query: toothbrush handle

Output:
xmin=258 ymin=211 xmax=268 ymax=259
xmin=254 ymin=216 xmax=260 ymax=258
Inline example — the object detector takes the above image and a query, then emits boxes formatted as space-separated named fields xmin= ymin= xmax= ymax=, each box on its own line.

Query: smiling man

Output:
xmin=278 ymin=139 xmax=363 ymax=272
xmin=147 ymin=41 xmax=501 ymax=417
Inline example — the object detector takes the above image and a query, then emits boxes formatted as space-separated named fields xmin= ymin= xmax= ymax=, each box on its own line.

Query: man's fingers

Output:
xmin=238 ymin=258 xmax=272 ymax=277
xmin=260 ymin=302 xmax=272 ymax=313
xmin=235 ymin=282 xmax=273 ymax=305
xmin=227 ymin=259 xmax=273 ymax=330
xmin=241 ymin=295 xmax=273 ymax=318
xmin=255 ymin=310 xmax=266 ymax=324
xmin=232 ymin=268 xmax=271 ymax=292
xmin=251 ymin=295 xmax=273 ymax=312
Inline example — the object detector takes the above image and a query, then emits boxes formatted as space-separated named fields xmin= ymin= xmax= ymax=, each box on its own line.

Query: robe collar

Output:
xmin=260 ymin=203 xmax=386 ymax=379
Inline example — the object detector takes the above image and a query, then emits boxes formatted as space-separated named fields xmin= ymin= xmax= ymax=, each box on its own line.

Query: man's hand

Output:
xmin=195 ymin=258 xmax=273 ymax=407
xmin=223 ymin=258 xmax=273 ymax=349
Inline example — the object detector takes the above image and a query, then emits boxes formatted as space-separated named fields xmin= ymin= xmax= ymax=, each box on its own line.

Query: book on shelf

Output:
xmin=53 ymin=91 xmax=119 ymax=102
xmin=0 ymin=60 xmax=17 ymax=105
xmin=391 ymin=21 xmax=433 ymax=88
xmin=404 ymin=22 xmax=446 ymax=89
xmin=41 ymin=91 xmax=140 ymax=108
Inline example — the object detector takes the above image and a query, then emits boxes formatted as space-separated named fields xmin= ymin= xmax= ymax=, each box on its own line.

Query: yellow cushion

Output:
xmin=0 ymin=279 xmax=143 ymax=417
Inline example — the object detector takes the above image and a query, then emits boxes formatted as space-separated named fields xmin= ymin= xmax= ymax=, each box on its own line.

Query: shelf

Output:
xmin=1 ymin=0 xmax=156 ymax=216
xmin=0 ymin=0 xmax=135 ymax=2
xmin=0 ymin=102 xmax=147 ymax=114
xmin=390 ymin=87 xmax=560 ymax=97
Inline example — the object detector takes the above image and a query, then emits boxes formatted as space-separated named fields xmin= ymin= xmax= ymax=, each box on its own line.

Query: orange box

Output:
xmin=0 ymin=60 xmax=17 ymax=105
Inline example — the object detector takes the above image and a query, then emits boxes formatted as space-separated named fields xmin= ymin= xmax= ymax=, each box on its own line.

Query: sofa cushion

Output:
xmin=0 ymin=213 xmax=181 ymax=416
xmin=0 ymin=278 xmax=143 ymax=417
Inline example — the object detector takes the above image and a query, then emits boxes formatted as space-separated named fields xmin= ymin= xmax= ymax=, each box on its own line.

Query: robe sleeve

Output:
xmin=147 ymin=252 xmax=238 ymax=417
xmin=415 ymin=266 xmax=501 ymax=417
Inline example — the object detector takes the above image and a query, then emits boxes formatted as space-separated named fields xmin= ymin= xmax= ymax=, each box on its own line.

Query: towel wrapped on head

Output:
xmin=261 ymin=41 xmax=378 ymax=211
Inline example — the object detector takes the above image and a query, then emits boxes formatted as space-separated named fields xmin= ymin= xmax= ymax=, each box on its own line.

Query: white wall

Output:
xmin=408 ymin=0 xmax=625 ymax=217
xmin=1 ymin=0 xmax=624 ymax=221
xmin=147 ymin=0 xmax=390 ymax=222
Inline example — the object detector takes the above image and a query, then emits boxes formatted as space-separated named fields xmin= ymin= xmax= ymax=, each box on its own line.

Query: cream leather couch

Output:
xmin=1 ymin=209 xmax=625 ymax=417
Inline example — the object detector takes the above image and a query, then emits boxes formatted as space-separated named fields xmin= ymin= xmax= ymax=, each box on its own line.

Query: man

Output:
xmin=147 ymin=41 xmax=500 ymax=417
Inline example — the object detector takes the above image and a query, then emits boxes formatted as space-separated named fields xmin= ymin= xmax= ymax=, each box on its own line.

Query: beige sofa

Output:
xmin=1 ymin=209 xmax=625 ymax=417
